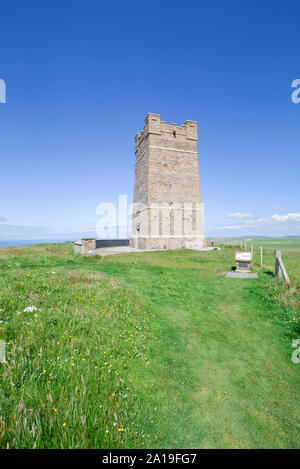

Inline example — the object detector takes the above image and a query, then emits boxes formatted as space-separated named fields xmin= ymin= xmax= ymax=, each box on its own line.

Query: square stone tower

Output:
xmin=130 ymin=113 xmax=206 ymax=250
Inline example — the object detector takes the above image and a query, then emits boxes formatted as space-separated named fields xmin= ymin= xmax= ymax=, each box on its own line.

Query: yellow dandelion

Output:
xmin=62 ymin=422 xmax=67 ymax=427
xmin=118 ymin=428 xmax=124 ymax=432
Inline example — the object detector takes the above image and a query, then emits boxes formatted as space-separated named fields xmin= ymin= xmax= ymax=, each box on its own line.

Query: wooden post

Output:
xmin=274 ymin=250 xmax=290 ymax=283
xmin=259 ymin=247 xmax=263 ymax=268
xmin=275 ymin=250 xmax=282 ymax=279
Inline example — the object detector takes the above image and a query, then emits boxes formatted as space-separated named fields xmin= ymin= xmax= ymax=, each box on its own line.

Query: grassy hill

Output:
xmin=0 ymin=243 xmax=299 ymax=448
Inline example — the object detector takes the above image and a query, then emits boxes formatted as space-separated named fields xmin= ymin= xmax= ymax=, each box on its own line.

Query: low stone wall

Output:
xmin=74 ymin=238 xmax=129 ymax=255
xmin=74 ymin=242 xmax=82 ymax=254
xmin=95 ymin=239 xmax=129 ymax=248
xmin=81 ymin=238 xmax=96 ymax=256
xmin=74 ymin=238 xmax=96 ymax=256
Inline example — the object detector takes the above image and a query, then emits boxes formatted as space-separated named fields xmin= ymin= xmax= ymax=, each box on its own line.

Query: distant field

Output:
xmin=251 ymin=238 xmax=300 ymax=251
xmin=0 ymin=243 xmax=299 ymax=448
xmin=210 ymin=237 xmax=300 ymax=251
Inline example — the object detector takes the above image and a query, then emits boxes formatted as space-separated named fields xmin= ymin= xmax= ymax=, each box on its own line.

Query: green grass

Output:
xmin=0 ymin=243 xmax=299 ymax=448
xmin=251 ymin=237 xmax=300 ymax=251
xmin=211 ymin=237 xmax=300 ymax=251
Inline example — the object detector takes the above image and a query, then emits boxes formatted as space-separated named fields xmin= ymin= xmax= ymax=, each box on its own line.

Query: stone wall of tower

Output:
xmin=130 ymin=113 xmax=206 ymax=250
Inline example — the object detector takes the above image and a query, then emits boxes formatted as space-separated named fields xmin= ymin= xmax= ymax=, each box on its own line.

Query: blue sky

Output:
xmin=0 ymin=0 xmax=299 ymax=240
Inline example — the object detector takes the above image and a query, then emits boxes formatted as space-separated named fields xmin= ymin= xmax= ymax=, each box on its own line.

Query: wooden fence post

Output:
xmin=259 ymin=247 xmax=263 ymax=267
xmin=275 ymin=250 xmax=282 ymax=279
xmin=274 ymin=250 xmax=290 ymax=283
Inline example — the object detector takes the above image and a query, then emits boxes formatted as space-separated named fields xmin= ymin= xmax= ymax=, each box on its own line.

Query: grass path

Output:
xmin=95 ymin=250 xmax=300 ymax=448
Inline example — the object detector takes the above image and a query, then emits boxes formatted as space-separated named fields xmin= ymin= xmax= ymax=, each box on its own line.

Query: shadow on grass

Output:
xmin=263 ymin=269 xmax=274 ymax=277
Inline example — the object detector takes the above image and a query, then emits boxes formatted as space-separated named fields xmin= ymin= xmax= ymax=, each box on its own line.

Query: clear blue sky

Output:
xmin=0 ymin=0 xmax=299 ymax=240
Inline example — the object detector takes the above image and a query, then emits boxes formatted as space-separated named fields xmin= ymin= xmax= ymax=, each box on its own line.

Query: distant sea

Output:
xmin=0 ymin=239 xmax=74 ymax=248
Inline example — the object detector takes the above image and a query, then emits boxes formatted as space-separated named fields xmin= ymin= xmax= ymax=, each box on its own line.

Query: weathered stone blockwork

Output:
xmin=130 ymin=113 xmax=206 ymax=250
xmin=79 ymin=238 xmax=96 ymax=256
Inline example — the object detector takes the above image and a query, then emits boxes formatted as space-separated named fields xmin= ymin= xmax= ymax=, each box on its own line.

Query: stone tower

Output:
xmin=130 ymin=113 xmax=205 ymax=250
